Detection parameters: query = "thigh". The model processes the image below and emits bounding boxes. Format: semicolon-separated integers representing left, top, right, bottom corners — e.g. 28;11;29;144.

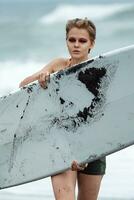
51;170;77;200
77;173;103;200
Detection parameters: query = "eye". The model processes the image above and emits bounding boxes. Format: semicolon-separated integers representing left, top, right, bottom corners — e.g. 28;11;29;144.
68;37;76;43
79;38;88;43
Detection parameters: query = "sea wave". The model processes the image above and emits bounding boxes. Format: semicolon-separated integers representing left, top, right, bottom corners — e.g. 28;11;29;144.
106;4;134;21
39;3;133;24
0;60;44;97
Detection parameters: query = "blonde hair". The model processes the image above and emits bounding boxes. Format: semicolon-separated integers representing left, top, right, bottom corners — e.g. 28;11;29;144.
66;18;96;44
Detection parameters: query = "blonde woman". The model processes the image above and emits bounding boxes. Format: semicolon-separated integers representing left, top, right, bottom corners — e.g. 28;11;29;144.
19;18;106;200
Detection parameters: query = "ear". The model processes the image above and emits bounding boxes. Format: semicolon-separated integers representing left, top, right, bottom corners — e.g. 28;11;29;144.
66;37;70;48
90;40;95;49
88;41;95;54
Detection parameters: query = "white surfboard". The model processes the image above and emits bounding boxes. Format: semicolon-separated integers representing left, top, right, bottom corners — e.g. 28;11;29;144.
0;45;134;189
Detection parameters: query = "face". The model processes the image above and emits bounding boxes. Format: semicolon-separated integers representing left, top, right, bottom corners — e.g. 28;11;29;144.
66;27;94;60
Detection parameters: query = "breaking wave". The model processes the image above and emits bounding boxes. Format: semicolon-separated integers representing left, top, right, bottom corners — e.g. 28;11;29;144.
39;3;133;24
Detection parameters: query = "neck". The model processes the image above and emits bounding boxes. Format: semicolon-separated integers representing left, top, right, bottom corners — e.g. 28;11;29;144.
70;55;90;66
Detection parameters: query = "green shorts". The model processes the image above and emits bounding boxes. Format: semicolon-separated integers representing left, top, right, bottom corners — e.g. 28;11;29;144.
79;157;106;175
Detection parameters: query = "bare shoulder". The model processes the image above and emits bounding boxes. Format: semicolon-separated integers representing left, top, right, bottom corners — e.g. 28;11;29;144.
51;58;69;72
52;58;67;64
41;58;69;74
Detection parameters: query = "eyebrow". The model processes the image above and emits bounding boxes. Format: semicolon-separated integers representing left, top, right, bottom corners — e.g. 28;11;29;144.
68;36;88;40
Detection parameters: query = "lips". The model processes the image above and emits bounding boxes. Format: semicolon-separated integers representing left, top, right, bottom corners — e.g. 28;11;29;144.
73;50;80;53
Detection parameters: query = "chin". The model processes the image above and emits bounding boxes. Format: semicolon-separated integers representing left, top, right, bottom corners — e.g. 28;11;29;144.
72;54;82;59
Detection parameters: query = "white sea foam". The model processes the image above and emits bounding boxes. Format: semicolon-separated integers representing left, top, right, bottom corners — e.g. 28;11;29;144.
0;60;45;97
39;3;132;24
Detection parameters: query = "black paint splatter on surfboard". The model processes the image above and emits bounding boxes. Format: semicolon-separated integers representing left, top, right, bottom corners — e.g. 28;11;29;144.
20;96;30;119
51;67;107;131
77;67;106;121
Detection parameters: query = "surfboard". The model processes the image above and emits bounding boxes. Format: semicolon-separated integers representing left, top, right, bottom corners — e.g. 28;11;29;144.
0;45;134;189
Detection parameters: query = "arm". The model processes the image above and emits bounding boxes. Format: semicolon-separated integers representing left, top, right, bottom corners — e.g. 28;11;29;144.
19;58;63;88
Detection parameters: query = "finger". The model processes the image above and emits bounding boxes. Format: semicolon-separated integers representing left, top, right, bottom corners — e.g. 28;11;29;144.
72;165;84;171
38;72;44;80
38;80;48;89
38;74;46;83
39;72;50;85
71;160;83;171
45;71;50;77
80;163;88;168
71;161;88;171
45;74;50;83
76;164;85;171
78;163;88;171
40;74;46;82
71;161;77;171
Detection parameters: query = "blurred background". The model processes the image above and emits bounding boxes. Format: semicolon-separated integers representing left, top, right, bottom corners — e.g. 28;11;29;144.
0;0;134;199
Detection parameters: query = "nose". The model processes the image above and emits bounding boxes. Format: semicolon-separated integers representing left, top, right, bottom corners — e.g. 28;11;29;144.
74;40;79;48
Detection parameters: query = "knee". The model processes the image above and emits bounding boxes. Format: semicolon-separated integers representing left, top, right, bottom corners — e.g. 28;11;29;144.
55;185;75;200
58;185;74;195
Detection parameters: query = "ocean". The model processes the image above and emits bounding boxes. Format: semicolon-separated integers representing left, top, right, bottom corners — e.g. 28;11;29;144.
0;0;134;199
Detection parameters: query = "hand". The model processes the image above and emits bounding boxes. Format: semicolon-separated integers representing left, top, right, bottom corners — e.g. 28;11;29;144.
19;70;50;89
71;160;88;171
37;71;50;89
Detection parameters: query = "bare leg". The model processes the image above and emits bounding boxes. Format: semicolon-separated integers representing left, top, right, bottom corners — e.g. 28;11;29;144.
51;170;77;200
77;173;103;200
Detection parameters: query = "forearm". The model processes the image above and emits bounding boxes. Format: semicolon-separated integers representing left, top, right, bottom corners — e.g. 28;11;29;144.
19;67;52;88
19;70;41;87
19;58;59;88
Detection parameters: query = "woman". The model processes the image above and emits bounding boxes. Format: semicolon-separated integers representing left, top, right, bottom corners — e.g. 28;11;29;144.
19;18;106;200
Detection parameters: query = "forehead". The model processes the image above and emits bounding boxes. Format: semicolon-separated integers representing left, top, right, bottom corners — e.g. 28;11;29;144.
68;27;90;39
